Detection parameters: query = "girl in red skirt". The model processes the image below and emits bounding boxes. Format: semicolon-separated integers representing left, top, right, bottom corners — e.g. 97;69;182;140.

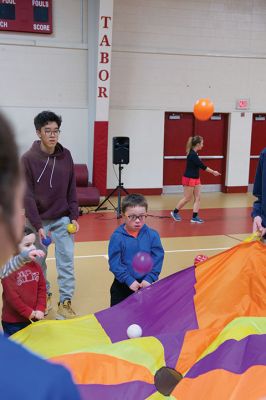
171;135;221;223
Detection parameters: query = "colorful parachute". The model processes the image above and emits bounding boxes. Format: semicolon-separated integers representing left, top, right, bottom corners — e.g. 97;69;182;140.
12;241;266;399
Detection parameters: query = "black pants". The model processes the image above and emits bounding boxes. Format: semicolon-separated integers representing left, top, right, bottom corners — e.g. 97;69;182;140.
110;279;135;306
2;321;31;337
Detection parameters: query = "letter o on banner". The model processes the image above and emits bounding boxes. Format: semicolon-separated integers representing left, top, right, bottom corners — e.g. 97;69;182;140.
99;70;109;81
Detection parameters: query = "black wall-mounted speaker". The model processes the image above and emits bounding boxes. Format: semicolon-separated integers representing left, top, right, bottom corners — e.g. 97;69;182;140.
112;136;130;165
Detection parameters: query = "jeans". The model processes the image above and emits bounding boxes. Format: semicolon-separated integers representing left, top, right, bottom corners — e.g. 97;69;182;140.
26;216;75;303
2;321;31;337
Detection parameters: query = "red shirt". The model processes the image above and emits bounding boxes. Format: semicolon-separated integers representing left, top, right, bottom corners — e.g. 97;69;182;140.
1;261;46;323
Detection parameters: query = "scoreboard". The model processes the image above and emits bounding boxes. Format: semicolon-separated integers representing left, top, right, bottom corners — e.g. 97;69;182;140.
0;0;52;34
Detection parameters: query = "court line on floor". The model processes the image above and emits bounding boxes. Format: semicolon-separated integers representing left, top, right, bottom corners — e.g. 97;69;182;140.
46;246;230;261
165;247;230;253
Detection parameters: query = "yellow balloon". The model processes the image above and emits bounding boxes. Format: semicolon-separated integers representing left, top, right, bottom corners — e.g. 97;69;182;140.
67;223;77;234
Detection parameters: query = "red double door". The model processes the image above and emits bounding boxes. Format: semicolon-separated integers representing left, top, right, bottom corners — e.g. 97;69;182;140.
163;112;228;192
249;114;266;185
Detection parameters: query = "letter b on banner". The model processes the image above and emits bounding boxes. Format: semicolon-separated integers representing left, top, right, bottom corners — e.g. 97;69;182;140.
112;137;130;165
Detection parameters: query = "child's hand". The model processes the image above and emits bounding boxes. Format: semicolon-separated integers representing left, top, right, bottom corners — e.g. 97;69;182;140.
253;216;266;236
38;228;46;241
29;310;36;320
129;280;141;292
140;280;151;288
28;249;45;260
34;310;45;320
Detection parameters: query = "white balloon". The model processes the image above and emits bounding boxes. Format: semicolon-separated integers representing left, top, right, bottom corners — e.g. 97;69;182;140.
127;324;142;338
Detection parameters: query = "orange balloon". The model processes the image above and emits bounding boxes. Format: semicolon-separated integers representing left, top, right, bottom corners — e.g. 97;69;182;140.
193;98;214;121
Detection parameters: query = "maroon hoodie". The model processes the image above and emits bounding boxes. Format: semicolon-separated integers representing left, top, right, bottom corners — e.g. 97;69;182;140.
21;140;79;231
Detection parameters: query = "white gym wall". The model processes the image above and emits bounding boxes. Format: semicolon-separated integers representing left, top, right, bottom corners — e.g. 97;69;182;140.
0;0;89;164
109;0;266;190
1;0;266;190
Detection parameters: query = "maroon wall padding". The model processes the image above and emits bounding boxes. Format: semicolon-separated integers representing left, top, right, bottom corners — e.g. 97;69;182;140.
74;164;100;206
223;186;248;193
93;121;108;195
75;164;89;187
76;187;100;206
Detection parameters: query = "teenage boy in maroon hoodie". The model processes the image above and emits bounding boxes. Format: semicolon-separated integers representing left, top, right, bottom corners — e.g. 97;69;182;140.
21;111;79;320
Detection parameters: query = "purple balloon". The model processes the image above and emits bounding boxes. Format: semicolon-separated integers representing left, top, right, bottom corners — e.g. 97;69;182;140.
42;237;52;247
132;251;153;274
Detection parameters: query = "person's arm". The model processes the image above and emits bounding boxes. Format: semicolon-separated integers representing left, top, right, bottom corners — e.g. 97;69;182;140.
143;231;164;284
21;156;43;231
252;199;262;219
0;248;44;279
205;167;221;176
0;252;29;279
1;274;34;319
108;233;136;287
251;152;266;235
252;215;266;236
47;365;81;400
252;152;263;219
67;153;79;222
191;152;220;176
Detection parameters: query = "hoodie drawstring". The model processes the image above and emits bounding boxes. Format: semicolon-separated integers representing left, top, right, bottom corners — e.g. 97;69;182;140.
49;157;56;188
37;156;56;188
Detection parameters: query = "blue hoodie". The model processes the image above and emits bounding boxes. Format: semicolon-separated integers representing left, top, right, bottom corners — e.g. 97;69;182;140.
0;334;80;399
252;148;266;227
108;224;164;287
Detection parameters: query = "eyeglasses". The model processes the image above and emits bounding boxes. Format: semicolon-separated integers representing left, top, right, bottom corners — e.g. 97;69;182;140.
43;129;61;137
125;214;147;221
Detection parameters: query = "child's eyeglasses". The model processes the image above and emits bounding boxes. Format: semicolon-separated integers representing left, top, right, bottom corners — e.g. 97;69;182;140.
126;214;147;221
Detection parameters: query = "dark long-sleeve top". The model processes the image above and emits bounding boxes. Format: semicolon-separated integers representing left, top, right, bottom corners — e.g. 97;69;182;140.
184;149;207;179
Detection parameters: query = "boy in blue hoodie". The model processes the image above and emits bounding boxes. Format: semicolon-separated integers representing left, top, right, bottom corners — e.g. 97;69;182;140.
108;193;164;306
21;111;79;320
252;147;266;238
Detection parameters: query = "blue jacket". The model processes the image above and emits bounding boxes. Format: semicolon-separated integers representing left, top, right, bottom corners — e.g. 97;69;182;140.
0;334;80;399
252;148;266;227
108;224;164;287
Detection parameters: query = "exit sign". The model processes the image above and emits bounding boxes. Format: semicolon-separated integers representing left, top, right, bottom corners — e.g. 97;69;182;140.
236;98;250;110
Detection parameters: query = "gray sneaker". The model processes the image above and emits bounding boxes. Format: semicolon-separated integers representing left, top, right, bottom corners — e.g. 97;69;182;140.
170;211;181;221
191;216;204;223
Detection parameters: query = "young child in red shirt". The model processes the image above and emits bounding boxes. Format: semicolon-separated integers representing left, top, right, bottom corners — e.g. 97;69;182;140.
1;228;46;337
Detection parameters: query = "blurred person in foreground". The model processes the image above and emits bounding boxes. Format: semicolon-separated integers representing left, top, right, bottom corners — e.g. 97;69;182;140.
0;112;80;400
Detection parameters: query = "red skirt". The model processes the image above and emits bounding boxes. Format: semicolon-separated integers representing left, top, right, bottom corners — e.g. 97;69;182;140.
182;176;201;187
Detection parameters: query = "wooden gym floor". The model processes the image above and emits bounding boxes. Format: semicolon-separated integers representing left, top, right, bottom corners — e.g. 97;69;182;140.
0;192;256;319
46;192;255;317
